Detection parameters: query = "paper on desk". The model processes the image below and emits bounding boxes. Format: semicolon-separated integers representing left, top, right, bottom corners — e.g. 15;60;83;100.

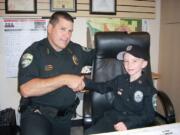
91;123;180;135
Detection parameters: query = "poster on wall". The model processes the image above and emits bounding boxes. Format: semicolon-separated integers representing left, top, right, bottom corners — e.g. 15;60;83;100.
0;19;48;77
86;18;142;48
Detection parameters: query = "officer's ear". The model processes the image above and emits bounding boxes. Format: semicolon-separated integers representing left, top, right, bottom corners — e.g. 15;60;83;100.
47;24;52;34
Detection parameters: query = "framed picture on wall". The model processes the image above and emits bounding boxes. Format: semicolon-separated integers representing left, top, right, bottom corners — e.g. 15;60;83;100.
50;0;77;12
90;0;116;15
5;0;37;14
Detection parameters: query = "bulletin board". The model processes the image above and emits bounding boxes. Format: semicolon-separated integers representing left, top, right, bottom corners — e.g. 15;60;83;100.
0;19;48;77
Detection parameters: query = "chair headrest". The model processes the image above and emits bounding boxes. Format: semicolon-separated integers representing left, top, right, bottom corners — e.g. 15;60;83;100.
94;32;150;59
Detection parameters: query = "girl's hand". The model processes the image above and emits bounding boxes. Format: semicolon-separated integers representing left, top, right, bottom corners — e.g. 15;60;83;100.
114;122;127;131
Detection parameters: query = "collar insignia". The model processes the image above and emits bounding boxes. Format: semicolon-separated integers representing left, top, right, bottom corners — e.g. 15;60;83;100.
72;55;79;66
47;48;50;55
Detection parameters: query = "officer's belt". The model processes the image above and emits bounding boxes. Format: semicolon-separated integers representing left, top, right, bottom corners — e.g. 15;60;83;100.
29;98;80;118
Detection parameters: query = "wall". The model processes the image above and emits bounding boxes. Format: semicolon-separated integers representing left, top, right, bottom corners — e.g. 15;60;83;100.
0;0;156;19
158;0;180;122
0;0;160;124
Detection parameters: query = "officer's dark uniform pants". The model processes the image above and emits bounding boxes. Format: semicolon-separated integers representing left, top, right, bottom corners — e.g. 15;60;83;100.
20;110;71;135
85;116;115;135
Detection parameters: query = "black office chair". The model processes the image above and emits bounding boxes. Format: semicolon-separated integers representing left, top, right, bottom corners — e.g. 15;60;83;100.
83;31;176;130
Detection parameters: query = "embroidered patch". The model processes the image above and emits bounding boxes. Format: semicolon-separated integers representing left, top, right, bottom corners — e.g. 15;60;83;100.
126;45;133;51
152;94;157;111
21;53;33;68
134;90;143;103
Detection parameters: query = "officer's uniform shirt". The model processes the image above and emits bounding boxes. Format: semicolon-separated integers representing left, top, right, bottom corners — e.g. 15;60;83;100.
18;38;94;110
85;74;157;129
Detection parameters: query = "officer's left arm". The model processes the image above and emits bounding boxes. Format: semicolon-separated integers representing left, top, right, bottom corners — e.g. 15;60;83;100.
123;87;157;129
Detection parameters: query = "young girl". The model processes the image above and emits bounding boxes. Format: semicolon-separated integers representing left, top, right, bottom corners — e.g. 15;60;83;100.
84;44;157;134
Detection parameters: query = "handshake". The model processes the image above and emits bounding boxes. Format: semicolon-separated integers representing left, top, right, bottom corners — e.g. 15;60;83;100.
64;74;86;92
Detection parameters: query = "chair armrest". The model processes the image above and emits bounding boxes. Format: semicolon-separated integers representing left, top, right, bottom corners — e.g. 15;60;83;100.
83;91;93;129
156;90;176;123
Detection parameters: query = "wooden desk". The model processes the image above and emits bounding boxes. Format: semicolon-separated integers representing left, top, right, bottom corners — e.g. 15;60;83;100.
91;123;180;135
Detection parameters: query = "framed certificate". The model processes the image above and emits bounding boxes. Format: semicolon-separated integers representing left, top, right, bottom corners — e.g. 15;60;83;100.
5;0;37;14
50;0;77;12
90;0;116;15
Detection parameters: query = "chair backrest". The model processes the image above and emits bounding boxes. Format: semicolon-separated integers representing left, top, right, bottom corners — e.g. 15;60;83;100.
91;31;153;121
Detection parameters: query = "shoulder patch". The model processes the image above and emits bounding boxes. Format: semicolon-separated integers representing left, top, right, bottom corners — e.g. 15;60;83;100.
82;46;92;52
21;53;33;68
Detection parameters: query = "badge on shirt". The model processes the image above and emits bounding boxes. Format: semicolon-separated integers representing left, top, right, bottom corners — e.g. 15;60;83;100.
134;90;143;103
21;53;33;68
72;55;79;65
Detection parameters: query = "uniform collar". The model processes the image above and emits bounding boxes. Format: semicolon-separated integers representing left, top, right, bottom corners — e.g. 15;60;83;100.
127;73;147;85
44;38;72;56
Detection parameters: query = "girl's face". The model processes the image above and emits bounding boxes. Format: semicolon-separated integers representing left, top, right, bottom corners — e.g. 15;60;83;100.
123;53;147;81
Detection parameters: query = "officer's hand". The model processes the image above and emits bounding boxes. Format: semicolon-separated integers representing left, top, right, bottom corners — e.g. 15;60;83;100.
114;122;127;131
65;75;85;92
76;76;85;92
72;76;85;92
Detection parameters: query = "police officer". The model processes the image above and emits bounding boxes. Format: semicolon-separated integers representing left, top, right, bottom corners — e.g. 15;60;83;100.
18;11;94;135
83;45;157;134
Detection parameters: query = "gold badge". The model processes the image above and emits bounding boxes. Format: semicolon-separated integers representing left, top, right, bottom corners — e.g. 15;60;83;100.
72;55;79;65
44;65;54;71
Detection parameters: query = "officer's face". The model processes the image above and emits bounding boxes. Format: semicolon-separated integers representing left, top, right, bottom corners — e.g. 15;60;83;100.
47;17;73;52
123;53;147;79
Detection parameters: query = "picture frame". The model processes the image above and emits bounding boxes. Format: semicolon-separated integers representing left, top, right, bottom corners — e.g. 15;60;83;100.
5;0;37;14
50;0;77;12
90;0;116;15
